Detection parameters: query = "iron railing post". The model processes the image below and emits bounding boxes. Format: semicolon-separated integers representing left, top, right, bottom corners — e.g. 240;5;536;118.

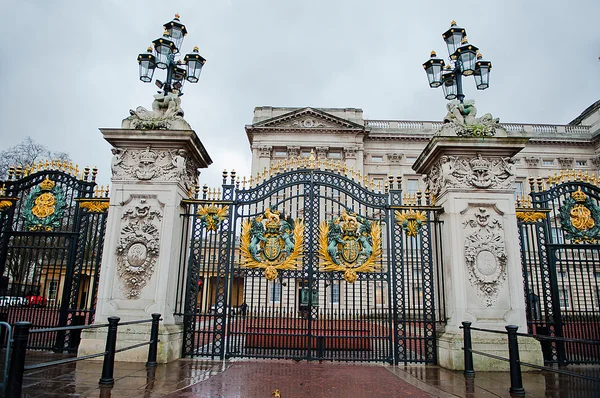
6;321;31;398
99;316;120;386
146;313;161;367
506;325;525;396
462;321;475;378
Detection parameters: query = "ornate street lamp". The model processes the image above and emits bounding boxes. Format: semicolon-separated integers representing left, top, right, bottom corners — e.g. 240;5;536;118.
137;14;206;95
424;21;492;102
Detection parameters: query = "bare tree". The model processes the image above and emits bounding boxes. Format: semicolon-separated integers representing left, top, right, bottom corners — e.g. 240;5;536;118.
0;137;71;179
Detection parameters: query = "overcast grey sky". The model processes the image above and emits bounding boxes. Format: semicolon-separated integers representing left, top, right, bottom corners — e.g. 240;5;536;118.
1;0;598;187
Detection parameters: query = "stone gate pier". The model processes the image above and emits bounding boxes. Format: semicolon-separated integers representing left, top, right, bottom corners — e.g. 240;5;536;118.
413;104;544;371
78;95;212;362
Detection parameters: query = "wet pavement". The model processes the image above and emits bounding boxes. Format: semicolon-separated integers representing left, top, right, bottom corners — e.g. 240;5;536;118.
16;357;600;397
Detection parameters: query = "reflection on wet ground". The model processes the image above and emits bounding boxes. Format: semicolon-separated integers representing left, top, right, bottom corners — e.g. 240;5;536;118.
16;354;600;397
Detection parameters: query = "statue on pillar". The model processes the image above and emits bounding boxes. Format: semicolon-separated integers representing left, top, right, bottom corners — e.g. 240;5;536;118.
439;99;503;137
122;91;192;130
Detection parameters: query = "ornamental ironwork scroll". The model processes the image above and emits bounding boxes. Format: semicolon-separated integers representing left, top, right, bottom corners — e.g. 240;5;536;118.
22;177;67;231
318;210;382;283
240;207;304;281
559;188;600;243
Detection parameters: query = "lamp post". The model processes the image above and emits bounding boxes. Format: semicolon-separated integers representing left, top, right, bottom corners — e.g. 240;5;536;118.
422;21;492;103
137;14;206;95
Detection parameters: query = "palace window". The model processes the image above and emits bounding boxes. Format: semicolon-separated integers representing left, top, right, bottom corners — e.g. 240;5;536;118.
406;157;417;164
329;281;340;304
515;181;524;199
558;288;570;309
328;152;342;159
407;179;419;194
375;282;387;305
543;159;554;166
48;281;58;300
371;155;384;163
274;151;288;158
575;160;587;167
269;281;282;303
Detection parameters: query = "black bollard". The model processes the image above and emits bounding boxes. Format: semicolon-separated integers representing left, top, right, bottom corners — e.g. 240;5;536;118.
6;322;31;398
99;316;120;386
462;321;475;378
146;313;161;367
506;325;525;396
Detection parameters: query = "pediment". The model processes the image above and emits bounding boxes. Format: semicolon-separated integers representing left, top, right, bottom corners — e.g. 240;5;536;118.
252;108;364;130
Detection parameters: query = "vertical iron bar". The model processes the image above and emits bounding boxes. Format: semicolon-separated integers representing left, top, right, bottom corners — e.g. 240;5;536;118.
6;321;31;398
462;321;475;378
506;325;525;396
146;313;161;367
99;316;120;386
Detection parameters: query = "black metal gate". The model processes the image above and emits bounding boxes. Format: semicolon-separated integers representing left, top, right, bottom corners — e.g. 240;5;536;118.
176;160;445;364
0;164;108;351
518;173;600;364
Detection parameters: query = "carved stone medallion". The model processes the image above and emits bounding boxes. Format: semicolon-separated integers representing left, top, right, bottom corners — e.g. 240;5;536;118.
116;198;163;299
463;208;507;306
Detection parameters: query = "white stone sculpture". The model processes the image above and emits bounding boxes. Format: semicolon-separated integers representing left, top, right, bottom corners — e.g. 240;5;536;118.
426;154;516;197
438;99;504;137
110;146;197;191
122;91;192;130
116;198;163;299
463;208;507;307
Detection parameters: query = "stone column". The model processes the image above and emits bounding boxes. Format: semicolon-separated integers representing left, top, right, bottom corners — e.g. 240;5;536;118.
413;117;543;371
79;100;212;363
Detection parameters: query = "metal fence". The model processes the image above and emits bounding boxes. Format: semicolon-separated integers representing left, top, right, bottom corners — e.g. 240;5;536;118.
175;161;446;364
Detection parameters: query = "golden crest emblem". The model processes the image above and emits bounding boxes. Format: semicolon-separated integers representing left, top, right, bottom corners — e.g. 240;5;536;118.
318;210;382;283
240;207;304;280
23;177;66;231
558;188;600;244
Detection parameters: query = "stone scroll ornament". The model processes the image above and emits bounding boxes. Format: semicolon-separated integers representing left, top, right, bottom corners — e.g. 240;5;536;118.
116;199;163;299
463;208;507;307
558;188;600;244
426;154;516;197
240;207;304;281
318;210;382;283
23;177;66;231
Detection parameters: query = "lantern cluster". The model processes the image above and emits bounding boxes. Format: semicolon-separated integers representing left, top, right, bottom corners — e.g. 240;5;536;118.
422;21;492;101
137;14;206;93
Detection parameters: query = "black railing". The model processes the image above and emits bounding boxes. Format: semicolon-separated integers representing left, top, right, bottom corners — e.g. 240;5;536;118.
5;313;161;398
461;321;600;396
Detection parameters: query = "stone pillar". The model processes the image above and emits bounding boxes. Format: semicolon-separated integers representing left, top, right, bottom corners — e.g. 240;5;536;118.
79;99;212;363
413;117;543;371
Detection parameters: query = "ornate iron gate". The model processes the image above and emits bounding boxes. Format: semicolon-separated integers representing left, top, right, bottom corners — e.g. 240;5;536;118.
518;173;600;364
0;163;108;351
176;160;445;364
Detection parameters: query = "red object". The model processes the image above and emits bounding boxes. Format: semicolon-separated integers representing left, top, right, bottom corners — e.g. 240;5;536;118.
26;295;46;307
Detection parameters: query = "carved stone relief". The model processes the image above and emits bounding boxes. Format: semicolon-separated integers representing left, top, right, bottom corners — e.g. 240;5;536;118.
525;157;541;168
558;157;574;169
344;148;358;159
258;146;272;158
289;117;333;128
316;146;329;160
387;153;403;164
463;207;507;306
425;154;516;197
111;147;198;191
116;198;163;299
592;156;600;169
287;146;300;157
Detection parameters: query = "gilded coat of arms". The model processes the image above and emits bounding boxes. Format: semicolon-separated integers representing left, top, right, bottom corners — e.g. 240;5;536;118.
23;177;66;231
558;188;600;243
240;207;304;280
197;203;229;232
318;210;382;283
395;210;427;237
